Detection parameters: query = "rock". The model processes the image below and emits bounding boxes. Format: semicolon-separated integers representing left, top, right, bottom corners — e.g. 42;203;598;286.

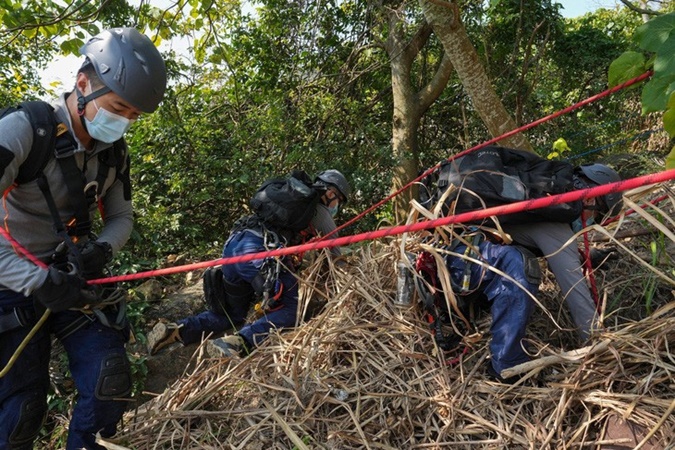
134;279;164;302
599;415;665;450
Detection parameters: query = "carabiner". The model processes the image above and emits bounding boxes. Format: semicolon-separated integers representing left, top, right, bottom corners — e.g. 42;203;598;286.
263;228;280;250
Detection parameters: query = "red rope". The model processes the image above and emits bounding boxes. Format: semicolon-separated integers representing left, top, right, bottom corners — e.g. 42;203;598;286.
89;168;675;284
580;210;600;308
320;71;653;241
0;226;48;269
0;70;657;285
602;193;670;226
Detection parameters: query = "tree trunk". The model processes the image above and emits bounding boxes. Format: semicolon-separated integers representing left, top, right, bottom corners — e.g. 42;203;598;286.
419;0;533;152
386;9;454;223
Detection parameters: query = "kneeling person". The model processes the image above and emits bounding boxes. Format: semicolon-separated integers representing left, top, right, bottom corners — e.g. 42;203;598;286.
426;236;540;382
148;169;351;357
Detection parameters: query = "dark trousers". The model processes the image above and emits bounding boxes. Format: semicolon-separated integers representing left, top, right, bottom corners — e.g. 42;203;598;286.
179;230;299;348
447;241;538;374
0;292;130;450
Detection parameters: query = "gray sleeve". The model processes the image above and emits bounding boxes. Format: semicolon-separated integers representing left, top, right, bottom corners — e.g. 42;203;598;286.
310;204;341;257
0;111;33;193
97;177;133;254
0;245;49;295
0;111;48;294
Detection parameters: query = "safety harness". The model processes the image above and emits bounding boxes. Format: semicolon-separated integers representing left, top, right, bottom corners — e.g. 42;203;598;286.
412;229;489;363
0;101;130;336
227;215;291;314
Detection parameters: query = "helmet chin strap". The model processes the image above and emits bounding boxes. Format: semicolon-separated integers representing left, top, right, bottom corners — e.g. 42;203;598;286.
75;85;112;132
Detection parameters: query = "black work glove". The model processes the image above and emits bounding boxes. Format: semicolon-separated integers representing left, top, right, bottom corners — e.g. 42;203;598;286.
68;240;112;280
589;247;619;269
33;267;101;313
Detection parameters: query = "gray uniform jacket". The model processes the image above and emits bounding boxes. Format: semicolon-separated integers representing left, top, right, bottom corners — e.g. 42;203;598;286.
504;221;597;341
310;203;341;257
0;94;133;296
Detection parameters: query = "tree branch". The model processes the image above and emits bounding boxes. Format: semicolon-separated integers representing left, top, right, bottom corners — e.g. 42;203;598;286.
416;53;454;114
617;0;660;16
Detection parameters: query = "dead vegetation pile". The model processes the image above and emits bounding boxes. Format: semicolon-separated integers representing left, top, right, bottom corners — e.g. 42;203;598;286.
112;185;674;450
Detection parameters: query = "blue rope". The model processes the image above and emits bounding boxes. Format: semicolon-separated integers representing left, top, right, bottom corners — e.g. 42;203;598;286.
565;128;660;161
562;111;642;140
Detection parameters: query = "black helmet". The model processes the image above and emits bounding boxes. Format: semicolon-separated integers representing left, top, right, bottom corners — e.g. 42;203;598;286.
577;163;623;215
315;169;351;203
79;27;167;113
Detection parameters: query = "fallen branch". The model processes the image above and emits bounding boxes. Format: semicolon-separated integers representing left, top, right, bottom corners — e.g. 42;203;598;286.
501;339;611;379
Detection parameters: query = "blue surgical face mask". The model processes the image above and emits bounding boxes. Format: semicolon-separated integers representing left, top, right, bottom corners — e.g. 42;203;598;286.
328;204;339;217
85;98;134;143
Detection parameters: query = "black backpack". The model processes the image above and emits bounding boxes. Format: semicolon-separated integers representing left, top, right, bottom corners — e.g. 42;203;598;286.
0;100;130;238
250;169;321;233
428;145;582;224
203;266;228;315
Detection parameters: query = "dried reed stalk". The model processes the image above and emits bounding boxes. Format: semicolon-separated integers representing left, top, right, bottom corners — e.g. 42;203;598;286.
110;186;674;450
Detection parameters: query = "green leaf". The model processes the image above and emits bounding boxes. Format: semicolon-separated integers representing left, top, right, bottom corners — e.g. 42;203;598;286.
60;38;83;55
608;51;646;87
24;27;37;39
668;91;675;109
663;107;675;137
635;12;675;53
666;145;675;170
641;74;675;113
654;34;675;77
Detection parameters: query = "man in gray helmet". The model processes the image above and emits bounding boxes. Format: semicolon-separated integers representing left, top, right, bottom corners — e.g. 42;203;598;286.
503;163;623;343
147;169;352;358
0;28;166;449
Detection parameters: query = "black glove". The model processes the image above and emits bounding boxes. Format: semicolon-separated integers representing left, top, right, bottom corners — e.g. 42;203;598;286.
68;240;112;280
589;247;619;269
33;267;101;313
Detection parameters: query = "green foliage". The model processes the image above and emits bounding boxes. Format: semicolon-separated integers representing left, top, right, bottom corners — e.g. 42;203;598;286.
635;12;675;52
609;11;675;169
608;51;647;87
0;0;669;271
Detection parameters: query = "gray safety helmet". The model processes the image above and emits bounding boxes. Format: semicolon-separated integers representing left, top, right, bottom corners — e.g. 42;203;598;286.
79;27;167;113
577;163;623;216
315;169;352;203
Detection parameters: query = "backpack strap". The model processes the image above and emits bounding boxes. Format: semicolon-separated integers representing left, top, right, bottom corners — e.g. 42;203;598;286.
13;101;58;184
96;139;131;201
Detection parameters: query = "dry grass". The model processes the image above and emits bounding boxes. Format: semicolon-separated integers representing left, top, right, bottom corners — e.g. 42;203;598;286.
108;185;675;450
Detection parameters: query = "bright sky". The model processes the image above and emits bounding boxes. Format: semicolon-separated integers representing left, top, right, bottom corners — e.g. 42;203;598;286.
39;0;622;92
558;0;620;18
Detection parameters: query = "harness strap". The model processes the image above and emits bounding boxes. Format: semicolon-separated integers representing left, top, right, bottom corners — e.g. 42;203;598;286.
54;137;93;238
36;173;82;270
0;307;36;334
53;297;128;341
53;312;96;341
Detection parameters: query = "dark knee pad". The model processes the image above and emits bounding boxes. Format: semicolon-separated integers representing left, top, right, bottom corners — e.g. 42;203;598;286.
515;245;542;285
95;353;132;400
9;390;47;449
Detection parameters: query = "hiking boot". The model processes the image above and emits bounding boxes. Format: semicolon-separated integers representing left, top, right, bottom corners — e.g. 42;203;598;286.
206;335;247;359
486;363;521;385
147;322;183;355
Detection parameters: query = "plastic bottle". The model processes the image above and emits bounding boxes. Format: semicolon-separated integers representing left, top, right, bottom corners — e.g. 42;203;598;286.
394;260;414;307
